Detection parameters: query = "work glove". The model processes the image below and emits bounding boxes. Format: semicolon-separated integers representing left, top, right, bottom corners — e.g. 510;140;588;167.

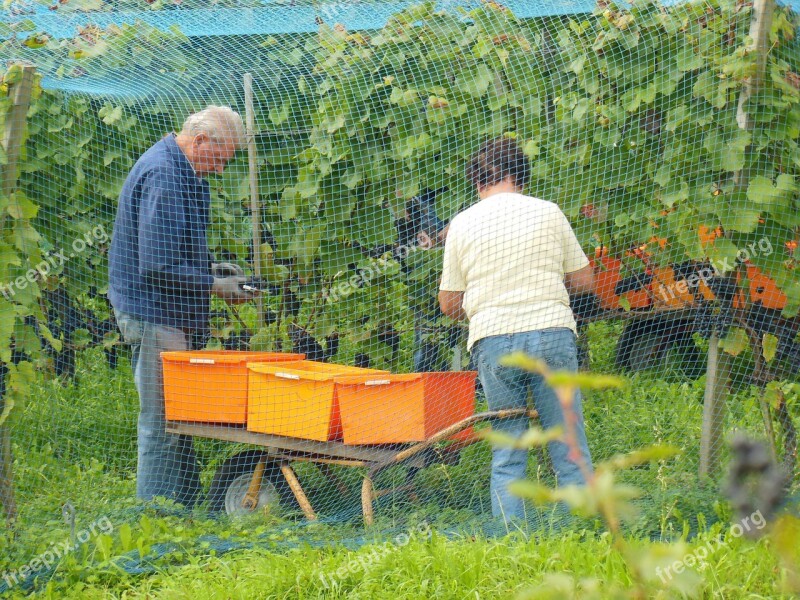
211;262;245;278
212;276;255;305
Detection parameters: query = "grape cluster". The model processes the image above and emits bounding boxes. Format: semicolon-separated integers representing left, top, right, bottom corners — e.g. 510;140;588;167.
693;298;716;339
716;311;733;338
723;435;786;537
288;324;341;362
36;288;120;380
693;298;734;339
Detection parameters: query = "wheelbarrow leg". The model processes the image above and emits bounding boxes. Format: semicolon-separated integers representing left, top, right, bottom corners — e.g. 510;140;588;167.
361;476;375;527
241;457;266;511
279;463;317;521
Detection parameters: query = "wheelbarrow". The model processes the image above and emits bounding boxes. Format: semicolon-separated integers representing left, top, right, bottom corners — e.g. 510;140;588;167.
166;408;537;525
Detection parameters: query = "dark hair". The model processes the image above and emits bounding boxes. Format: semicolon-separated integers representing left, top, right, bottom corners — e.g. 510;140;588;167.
465;137;530;191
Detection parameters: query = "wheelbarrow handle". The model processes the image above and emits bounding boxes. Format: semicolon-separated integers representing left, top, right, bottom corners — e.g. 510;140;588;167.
369;408;538;476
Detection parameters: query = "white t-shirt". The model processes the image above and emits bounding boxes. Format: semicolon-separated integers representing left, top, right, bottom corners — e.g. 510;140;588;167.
439;192;589;350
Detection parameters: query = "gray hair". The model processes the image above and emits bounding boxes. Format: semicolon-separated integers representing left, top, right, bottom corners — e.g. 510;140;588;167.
180;105;246;149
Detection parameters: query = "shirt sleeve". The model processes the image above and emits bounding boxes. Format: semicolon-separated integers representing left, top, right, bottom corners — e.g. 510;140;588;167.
439;220;466;291
559;209;590;274
137;168;214;293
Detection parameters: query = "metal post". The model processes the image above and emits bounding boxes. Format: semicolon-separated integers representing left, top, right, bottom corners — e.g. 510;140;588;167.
700;0;775;479
244;73;265;328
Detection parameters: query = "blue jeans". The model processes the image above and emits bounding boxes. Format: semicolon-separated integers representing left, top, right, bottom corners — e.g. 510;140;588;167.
115;311;201;507
471;328;593;522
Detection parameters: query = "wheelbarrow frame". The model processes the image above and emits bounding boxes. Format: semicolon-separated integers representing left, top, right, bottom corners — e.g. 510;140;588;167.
166;408;537;525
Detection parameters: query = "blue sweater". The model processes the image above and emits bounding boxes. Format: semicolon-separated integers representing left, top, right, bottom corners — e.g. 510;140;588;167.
108;134;214;330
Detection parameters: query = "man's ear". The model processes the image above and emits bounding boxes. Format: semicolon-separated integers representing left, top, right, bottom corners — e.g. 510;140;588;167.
193;132;209;147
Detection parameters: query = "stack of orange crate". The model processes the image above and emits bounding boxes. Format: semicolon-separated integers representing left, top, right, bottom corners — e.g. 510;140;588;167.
162;350;478;445
246;362;477;444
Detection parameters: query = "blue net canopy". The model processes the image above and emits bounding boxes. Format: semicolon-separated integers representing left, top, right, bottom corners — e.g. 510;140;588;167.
0;0;600;98
3;0;597;38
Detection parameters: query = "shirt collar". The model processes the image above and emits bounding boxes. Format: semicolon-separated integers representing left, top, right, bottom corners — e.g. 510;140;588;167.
164;133;203;182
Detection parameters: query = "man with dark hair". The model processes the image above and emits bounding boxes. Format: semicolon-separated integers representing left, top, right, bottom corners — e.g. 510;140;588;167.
397;188;453;372
439;137;595;522
109;106;256;507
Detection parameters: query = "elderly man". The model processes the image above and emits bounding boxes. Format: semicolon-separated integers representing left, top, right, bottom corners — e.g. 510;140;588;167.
109;106;255;507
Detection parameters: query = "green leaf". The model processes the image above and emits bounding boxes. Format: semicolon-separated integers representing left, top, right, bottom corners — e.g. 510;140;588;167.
320;241;365;276
71;328;92;349
763;333;779;363
38;322;62;352
720;327;749;356
718;193;760;233
707;238;739;274
269;100;291;126
500;352;627;389
249;328;276;352
347;204;395;248
0;298;15;363
454;63;493;98
118;523;133;552
660;179;688;208
98;104;123;126
480;426;563;449
693;71;726;109
607;445;680;470
675;45;705;71
746;174;798;211
703;129;750;172
747;176;778;204
102;331;120;349
7;191;38;220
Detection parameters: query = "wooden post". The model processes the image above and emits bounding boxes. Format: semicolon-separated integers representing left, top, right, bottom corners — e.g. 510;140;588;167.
699;0;775;479
244;73;265;328
0;62;35;526
736;0;775;132
699;335;730;478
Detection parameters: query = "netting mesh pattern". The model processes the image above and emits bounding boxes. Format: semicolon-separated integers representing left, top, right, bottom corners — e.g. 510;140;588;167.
1;0;800;591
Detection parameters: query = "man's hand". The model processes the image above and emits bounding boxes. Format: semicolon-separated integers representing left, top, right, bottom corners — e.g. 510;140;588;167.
211;262;245;278
212;276;256;305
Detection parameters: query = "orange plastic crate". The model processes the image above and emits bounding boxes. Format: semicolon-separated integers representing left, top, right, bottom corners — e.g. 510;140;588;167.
162;351;305;424
246;361;389;441
336;371;477;444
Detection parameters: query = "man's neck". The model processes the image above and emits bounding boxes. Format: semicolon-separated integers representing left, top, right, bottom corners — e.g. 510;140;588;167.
478;180;520;199
174;133;198;175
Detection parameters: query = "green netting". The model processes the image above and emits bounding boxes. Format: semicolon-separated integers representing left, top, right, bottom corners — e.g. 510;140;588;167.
1;0;799;595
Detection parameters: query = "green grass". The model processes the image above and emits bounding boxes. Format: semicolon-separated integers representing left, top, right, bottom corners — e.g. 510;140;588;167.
10;527;789;599
1;326;797;598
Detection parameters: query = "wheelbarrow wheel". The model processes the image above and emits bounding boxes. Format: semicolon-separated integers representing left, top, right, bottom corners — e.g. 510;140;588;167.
207;450;298;515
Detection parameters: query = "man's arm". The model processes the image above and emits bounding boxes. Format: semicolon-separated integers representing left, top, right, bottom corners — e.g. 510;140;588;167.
438;217;466;320
438;290;466;321
565;264;595;296
138;168;214;293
